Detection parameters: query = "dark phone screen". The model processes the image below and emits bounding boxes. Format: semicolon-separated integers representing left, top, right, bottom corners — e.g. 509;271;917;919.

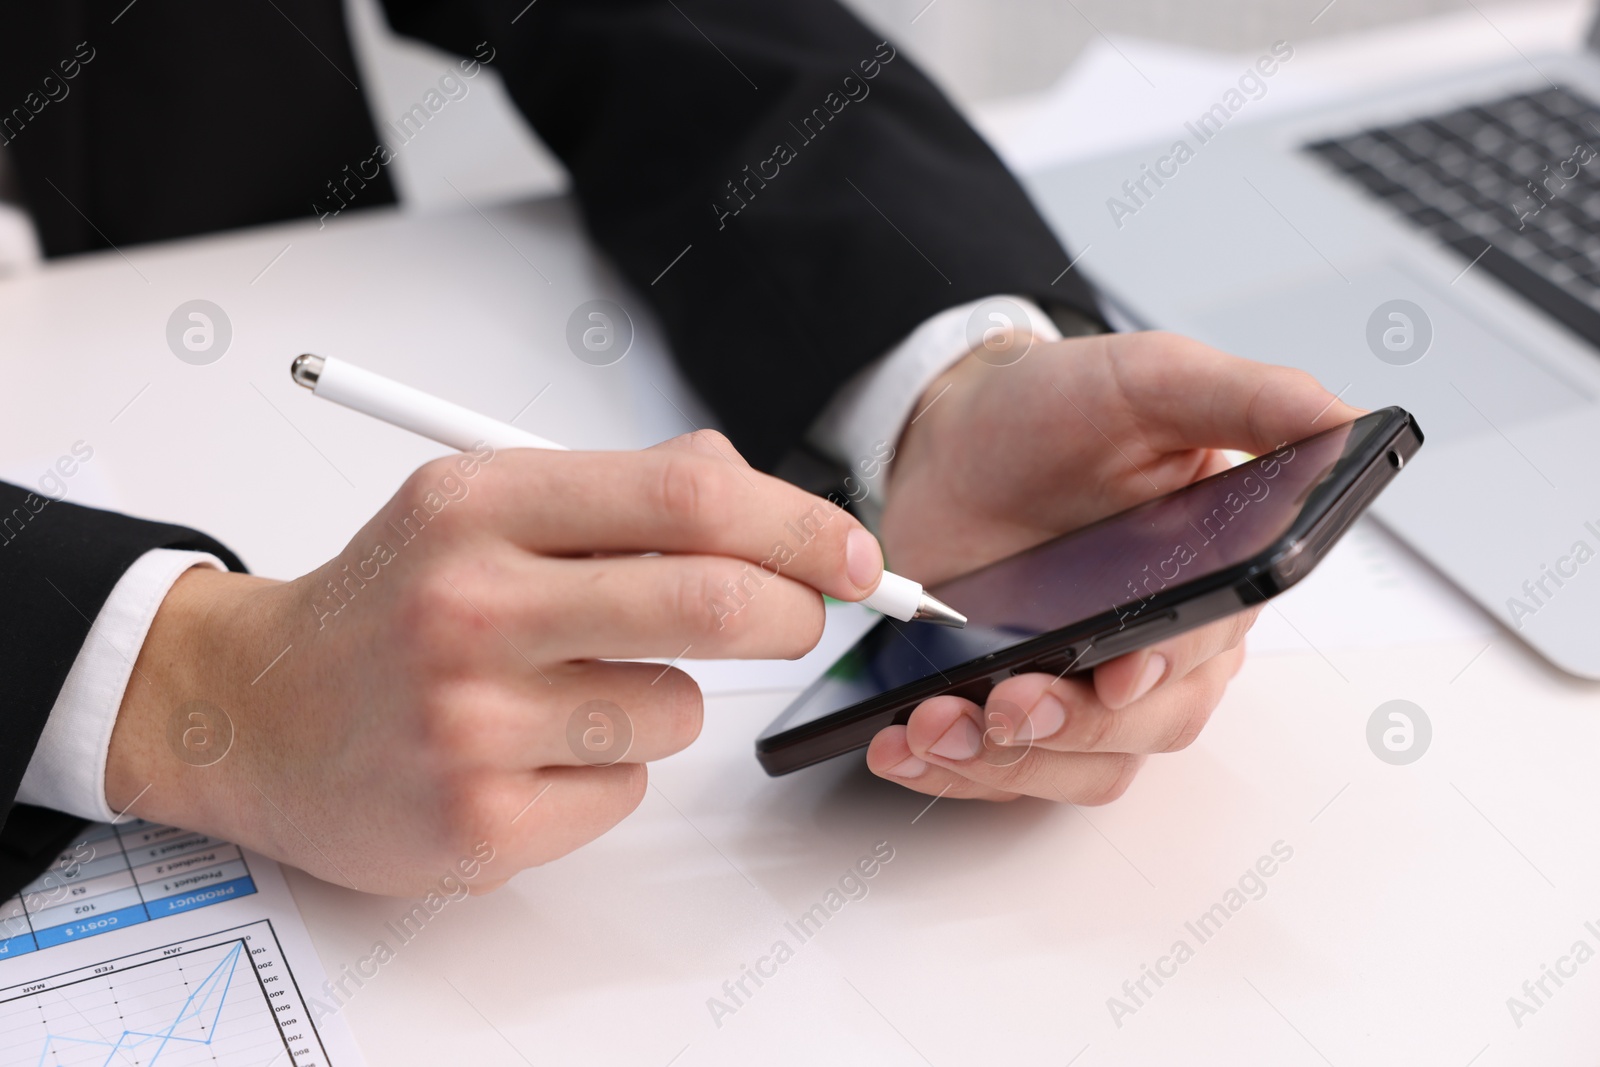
764;419;1362;737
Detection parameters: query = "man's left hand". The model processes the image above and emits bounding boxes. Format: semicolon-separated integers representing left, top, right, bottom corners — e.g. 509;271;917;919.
866;330;1360;803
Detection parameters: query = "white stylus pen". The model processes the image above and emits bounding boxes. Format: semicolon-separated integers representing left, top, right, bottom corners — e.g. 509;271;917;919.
290;354;966;628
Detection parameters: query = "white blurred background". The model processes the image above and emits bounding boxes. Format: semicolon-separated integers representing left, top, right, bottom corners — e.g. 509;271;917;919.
842;0;1480;99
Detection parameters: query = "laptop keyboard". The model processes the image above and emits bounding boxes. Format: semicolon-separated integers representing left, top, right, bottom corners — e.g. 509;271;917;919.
1308;86;1600;347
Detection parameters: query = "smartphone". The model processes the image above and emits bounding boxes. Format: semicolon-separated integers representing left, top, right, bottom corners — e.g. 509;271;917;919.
756;406;1423;776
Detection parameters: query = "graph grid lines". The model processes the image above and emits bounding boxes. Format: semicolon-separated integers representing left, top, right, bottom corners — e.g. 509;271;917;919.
0;920;330;1067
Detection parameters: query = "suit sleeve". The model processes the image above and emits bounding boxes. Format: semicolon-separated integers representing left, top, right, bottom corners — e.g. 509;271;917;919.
377;0;1100;469
0;481;245;895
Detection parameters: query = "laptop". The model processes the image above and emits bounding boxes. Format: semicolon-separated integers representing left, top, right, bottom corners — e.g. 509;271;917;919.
1024;16;1600;679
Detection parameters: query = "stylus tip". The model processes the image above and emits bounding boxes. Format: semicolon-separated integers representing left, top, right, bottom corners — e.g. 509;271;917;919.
910;591;967;628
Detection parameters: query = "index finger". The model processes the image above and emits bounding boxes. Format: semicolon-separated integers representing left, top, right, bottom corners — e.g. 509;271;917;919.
1114;332;1365;455
474;431;884;604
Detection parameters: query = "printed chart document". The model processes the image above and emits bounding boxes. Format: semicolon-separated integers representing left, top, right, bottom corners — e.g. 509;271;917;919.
0;818;365;1066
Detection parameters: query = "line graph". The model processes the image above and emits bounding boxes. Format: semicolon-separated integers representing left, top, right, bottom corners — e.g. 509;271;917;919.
0;920;331;1066
35;941;256;1064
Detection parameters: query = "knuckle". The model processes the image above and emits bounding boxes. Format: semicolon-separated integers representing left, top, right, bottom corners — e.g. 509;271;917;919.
1159;664;1233;752
406;455;456;496
1083;754;1143;806
460;449;512;502
677;561;743;642
395;458;474;532
413;680;513;769
398;567;490;656
1158;699;1212;753
1134;329;1197;360
1288;366;1323;392
989;752;1046;795
413;684;467;756
1073;698;1120;752
686;428;738;457
392;467;432;520
654;454;729;533
686;562;822;656
655;456;701;527
438;778;504;849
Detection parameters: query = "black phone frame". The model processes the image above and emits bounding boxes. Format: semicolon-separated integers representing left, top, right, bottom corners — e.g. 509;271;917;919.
755;407;1424;776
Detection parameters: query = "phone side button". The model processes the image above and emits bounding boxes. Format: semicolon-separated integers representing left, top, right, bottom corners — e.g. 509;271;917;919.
1015;647;1084;677
1090;612;1178;661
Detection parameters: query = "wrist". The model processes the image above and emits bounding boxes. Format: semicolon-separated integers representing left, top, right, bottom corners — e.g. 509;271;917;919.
886;346;989;498
888;324;1059;492
105;567;281;825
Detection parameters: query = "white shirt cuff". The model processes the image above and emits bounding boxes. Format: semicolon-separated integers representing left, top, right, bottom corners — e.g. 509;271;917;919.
806;296;1061;527
18;549;226;821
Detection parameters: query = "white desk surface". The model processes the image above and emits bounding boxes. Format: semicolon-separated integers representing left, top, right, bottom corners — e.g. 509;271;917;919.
6;7;1600;1064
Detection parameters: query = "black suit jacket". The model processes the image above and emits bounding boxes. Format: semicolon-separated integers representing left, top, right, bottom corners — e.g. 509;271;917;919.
0;0;1097;895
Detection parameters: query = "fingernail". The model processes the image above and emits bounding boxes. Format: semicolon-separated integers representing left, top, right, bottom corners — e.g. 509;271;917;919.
886;755;927;779
846;528;884;591
1015;693;1066;743
1129;653;1167;704
929;716;981;761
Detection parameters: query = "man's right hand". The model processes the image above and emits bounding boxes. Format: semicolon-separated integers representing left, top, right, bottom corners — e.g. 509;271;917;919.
104;431;886;895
